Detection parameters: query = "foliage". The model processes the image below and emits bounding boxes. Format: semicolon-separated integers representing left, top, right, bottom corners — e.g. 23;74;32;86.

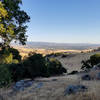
0;1;7;20
8;47;21;62
0;0;30;48
0;48;13;64
23;53;47;79
81;53;100;71
0;64;12;87
9;53;67;81
0;47;21;64
90;53;100;66
46;58;67;76
0;0;31;86
0;0;29;64
0;53;67;86
81;60;92;71
8;63;25;82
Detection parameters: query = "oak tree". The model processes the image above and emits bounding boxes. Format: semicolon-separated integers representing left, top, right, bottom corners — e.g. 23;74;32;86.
0;0;30;48
0;0;30;64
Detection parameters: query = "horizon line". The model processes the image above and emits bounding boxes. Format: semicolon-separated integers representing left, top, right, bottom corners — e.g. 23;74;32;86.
27;41;100;45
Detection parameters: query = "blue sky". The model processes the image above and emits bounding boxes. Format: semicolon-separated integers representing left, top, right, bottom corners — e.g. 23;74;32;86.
21;0;100;43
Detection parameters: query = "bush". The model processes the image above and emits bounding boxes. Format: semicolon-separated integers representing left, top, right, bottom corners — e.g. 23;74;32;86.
22;53;66;79
46;58;67;76
0;53;67;86
81;53;100;71
0;47;21;64
0;48;13;64
90;54;100;66
8;48;21;62
81;60;92;71
8;63;25;82
23;53;47;79
0;64;12;87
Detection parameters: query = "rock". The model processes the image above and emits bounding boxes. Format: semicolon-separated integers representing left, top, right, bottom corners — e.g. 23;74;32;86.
81;74;91;80
64;85;87;95
35;82;43;89
24;81;33;88
13;80;33;91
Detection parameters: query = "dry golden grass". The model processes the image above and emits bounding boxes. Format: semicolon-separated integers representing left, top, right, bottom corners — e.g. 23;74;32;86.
14;46;94;59
1;77;100;100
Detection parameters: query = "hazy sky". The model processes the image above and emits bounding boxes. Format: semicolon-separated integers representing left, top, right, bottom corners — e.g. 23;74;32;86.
21;0;100;43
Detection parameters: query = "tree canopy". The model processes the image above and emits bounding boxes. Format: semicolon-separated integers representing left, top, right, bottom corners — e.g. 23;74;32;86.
0;0;30;48
0;0;30;64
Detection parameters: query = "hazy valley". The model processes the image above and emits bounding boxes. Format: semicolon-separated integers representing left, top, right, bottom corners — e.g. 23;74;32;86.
12;42;100;57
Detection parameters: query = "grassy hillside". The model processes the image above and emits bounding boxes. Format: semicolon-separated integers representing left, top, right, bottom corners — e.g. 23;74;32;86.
0;50;100;100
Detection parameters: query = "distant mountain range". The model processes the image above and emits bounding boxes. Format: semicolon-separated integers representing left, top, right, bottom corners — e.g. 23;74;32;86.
12;42;100;50
19;42;100;50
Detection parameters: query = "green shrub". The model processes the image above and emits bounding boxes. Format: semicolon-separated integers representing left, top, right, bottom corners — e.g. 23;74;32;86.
9;63;25;82
90;53;100;66
46;58;67;76
0;47;21;64
22;53;66;79
2;53;13;64
0;53;67;85
23;53;47;79
8;48;21;62
81;53;100;71
0;64;12;87
7;53;47;81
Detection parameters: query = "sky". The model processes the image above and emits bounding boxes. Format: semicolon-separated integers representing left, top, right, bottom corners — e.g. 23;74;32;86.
21;0;100;43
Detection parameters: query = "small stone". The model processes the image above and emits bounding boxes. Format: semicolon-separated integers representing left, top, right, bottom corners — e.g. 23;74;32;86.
13;80;33;91
35;82;43;89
